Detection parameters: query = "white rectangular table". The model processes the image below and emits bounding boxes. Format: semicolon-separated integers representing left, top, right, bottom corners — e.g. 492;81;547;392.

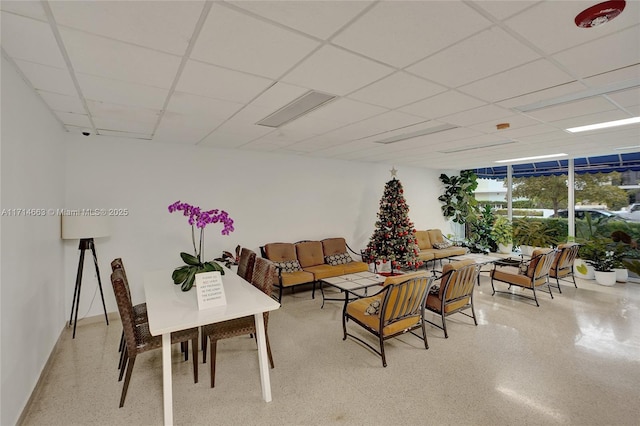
144;268;281;426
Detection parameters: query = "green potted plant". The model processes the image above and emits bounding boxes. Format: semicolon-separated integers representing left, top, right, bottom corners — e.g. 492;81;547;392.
512;218;557;256
584;237;616;286
491;215;513;254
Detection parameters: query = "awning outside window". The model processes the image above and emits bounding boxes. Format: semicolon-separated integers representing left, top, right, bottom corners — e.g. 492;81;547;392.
473;152;640;179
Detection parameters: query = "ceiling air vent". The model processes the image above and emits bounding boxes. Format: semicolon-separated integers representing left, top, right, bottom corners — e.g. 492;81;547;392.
256;90;336;128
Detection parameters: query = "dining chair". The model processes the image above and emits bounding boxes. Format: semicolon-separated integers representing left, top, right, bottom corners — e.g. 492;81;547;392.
201;257;278;387
110;259;148;368
110;268;199;407
424;260;479;338
237;248;257;282
342;274;434;367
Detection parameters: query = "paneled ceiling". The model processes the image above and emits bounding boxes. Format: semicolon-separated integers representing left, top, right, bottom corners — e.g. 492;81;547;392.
1;0;639;170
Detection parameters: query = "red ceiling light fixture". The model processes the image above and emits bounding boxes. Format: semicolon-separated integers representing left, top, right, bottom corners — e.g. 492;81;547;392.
575;0;626;28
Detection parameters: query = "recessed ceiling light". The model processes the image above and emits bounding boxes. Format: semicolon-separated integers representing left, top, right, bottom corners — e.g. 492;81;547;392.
615;145;640;150
495;153;568;164
566;116;640;133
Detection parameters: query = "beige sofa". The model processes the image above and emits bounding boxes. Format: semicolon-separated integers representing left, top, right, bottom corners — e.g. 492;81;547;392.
261;237;368;303
415;229;467;266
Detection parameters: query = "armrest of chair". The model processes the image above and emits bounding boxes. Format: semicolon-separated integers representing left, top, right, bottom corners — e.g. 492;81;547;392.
346;242;365;260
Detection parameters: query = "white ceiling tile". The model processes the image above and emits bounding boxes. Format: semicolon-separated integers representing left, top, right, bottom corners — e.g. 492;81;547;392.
467;114;545;135
77;73;169;110
86;100;160;125
458;59;574;103
59;28;181;88
505;1;640;55
250;82;310;110
37;90;85;114
399;90;486;119
496;81;588;109
552;25;640;79
50;1;205;55
440;104;514;127
1;11;67;68
229;0;373;40
551;109;631;130
472;1;539;21
153;122;214;145
166;92;243;122
583;65;640;88
323;111;428;142
191;3;320;79
281;45;394;96
93;117;155;135
293;98;387;128
96;129;152;140
199;125;272;149
524;97;620;123
348;72;446;109
407;27;540;88
161;111;223;132
54;111;92;128
0;1;47;21
176;60;274;103
13;59;77;95
333;1;491;68
607;87;640;108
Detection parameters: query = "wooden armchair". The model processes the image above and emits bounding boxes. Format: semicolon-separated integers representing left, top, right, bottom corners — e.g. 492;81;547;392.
342;274;434;367
425;259;480;338
490;248;557;307
549;243;580;293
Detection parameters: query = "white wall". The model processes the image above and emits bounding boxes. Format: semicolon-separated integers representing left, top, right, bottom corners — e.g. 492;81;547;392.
64;136;451;317
1;56;66;425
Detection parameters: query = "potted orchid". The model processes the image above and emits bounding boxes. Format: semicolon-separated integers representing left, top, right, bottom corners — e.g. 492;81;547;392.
168;201;234;291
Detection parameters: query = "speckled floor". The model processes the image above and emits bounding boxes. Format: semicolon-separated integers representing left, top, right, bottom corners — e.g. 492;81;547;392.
21;274;640;426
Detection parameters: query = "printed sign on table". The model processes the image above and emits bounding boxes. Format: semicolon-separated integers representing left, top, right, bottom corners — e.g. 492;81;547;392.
195;271;227;310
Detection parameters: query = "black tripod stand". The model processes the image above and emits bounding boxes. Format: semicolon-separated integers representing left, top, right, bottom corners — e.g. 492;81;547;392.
69;238;109;338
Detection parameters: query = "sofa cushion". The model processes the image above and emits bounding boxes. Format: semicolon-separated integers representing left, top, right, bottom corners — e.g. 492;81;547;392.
415;230;432;250
280;270;315;287
321;238;348;256
273;259;302;273
325;252;352;266
303;264;342;280
433;241;452;249
263;242;297;262
296;241;325;268
342;261;369;274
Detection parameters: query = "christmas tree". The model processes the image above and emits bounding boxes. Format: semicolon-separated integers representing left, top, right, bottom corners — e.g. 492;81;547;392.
364;176;422;272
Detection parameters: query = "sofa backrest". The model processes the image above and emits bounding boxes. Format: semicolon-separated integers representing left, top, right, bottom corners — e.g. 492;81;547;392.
263;243;297;262
427;229;445;245
415;231;432;250
296;241;325;268
321;238;347;256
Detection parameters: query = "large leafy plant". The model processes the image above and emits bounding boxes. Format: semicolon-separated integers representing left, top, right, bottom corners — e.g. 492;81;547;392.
168;201;234;291
438;170;478;225
490;215;513;246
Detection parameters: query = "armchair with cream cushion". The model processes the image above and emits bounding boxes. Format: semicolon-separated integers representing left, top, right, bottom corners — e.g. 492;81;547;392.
425;259;479;338
342;273;434;367
490;248;557;307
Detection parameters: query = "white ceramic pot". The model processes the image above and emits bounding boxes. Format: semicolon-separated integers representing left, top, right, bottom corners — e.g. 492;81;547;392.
498;243;513;254
594;271;616;286
520;245;535;256
614;268;628;283
574;259;594;280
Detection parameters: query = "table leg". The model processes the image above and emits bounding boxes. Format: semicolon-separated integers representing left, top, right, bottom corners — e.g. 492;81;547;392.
161;333;173;426
254;313;272;402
